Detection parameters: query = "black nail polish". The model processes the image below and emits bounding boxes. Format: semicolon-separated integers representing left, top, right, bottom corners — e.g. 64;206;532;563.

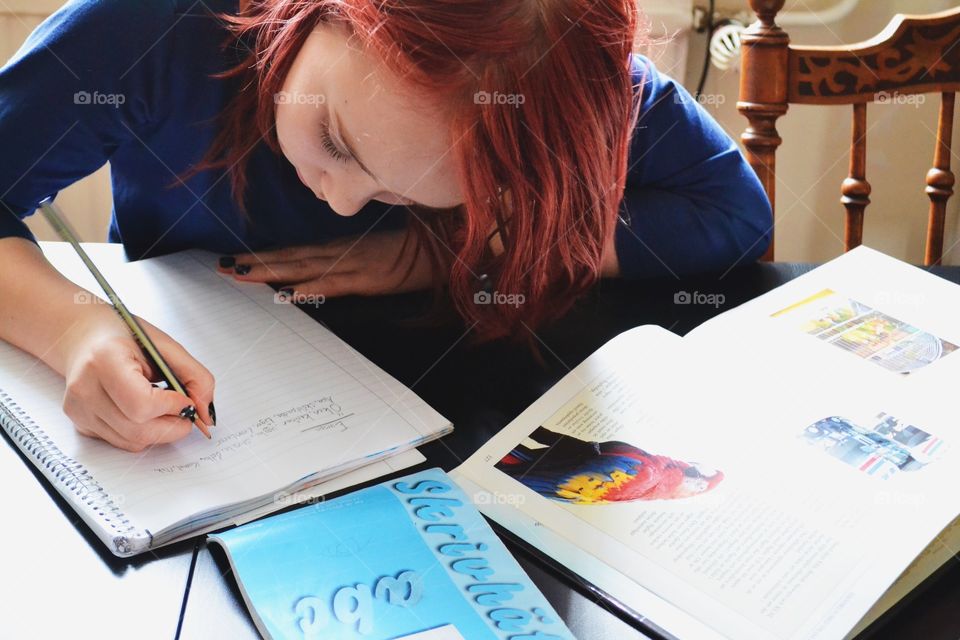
219;256;236;269
234;264;251;276
179;406;197;421
208;402;217;426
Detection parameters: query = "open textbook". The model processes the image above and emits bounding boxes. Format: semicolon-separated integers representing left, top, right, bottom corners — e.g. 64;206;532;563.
0;247;451;557
453;246;960;640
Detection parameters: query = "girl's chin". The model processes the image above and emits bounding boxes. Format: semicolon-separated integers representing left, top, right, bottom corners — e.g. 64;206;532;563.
379;195;412;206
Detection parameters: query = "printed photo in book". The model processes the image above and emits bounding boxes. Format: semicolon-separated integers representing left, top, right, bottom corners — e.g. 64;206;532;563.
800;413;947;481
495;425;724;504
770;288;957;375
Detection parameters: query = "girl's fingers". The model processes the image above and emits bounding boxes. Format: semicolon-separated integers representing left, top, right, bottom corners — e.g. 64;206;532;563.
95;340;196;424
227;256;345;284
282;273;364;299
145;330;216;426
84;415;144;453
220;242;354;272
95;400;194;451
217;240;352;279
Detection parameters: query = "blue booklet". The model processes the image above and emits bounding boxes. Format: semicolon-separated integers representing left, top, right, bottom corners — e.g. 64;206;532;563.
210;468;575;640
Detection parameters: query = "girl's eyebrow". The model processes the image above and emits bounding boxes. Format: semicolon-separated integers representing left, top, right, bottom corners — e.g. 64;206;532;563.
331;109;379;182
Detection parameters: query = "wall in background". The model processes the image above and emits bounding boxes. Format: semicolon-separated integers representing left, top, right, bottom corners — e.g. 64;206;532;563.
638;0;694;81
687;0;960;265
2;1;958;265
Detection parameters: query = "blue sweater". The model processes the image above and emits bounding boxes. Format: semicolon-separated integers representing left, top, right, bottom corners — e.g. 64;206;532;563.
0;0;772;279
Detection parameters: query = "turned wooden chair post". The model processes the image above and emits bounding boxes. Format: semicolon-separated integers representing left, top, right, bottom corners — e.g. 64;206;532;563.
737;0;789;262
737;4;960;265
926;93;955;265
841;103;870;251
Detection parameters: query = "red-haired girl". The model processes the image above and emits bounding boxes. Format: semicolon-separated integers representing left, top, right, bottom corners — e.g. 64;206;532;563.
0;0;771;451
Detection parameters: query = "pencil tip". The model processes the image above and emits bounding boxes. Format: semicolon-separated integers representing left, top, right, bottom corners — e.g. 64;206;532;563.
194;418;212;440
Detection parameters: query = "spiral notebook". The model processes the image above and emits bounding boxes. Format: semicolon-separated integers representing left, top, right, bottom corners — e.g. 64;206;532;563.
0;246;452;557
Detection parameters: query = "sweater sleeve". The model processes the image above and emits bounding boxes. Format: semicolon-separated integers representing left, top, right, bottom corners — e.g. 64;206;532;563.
613;54;772;279
0;0;177;244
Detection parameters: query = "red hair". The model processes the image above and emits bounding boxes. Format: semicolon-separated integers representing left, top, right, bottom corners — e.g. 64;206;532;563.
199;0;645;342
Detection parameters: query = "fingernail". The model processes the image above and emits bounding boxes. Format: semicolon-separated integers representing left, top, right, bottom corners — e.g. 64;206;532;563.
219;256;236;269
208;402;217;426
234;264;251;276
179;406;197;421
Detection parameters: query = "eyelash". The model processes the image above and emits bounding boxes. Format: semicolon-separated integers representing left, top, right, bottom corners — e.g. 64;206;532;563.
320;122;351;164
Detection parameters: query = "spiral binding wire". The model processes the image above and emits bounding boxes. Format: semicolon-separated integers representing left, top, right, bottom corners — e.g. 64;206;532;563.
0;387;143;544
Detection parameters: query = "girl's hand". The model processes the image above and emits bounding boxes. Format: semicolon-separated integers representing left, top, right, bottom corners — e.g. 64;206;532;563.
219;230;438;298
60;306;216;452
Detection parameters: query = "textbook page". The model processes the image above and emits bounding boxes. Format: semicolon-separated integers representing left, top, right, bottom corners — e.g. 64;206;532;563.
0;249;450;543
455;322;960;640
684;246;960;396
449;471;726;640
846;514;960;638
680;245;960;635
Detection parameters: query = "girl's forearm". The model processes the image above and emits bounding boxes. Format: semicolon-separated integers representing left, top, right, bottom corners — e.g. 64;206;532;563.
0;237;112;375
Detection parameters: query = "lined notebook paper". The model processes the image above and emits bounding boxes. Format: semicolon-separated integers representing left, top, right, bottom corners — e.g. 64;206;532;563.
0;247;451;556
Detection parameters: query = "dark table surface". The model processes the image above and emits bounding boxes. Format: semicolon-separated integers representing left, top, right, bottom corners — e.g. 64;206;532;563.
4;244;960;640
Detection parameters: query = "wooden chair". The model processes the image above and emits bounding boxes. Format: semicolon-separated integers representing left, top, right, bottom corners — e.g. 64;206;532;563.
737;1;960;264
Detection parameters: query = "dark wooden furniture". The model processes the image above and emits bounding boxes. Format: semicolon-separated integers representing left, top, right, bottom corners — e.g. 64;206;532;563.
5;243;960;639
738;2;960;264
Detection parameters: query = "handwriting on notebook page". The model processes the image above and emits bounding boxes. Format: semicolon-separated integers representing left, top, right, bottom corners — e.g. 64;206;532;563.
153;397;351;474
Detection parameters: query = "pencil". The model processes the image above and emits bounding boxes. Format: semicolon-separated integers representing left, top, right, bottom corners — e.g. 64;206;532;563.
38;197;211;439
